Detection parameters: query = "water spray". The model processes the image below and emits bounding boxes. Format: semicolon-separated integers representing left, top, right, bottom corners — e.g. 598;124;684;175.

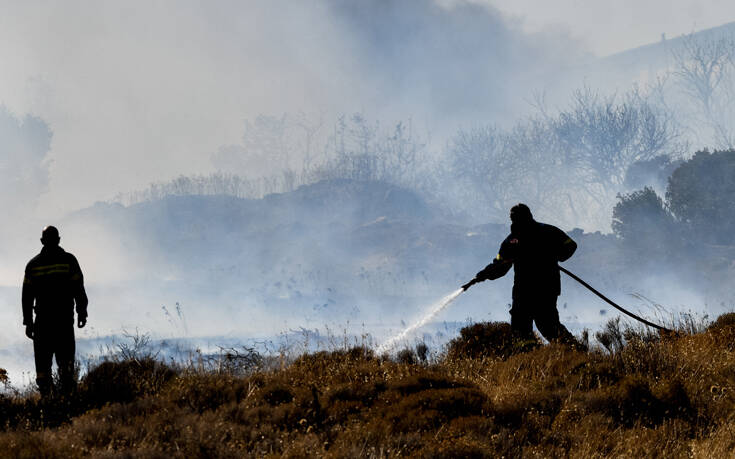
376;277;491;353
376;288;465;354
376;265;673;354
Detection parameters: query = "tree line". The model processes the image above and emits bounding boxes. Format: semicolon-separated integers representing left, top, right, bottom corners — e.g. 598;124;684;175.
115;30;734;233
613;149;735;257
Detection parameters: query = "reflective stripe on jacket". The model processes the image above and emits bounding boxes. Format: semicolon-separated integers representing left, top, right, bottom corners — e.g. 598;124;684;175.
22;246;88;326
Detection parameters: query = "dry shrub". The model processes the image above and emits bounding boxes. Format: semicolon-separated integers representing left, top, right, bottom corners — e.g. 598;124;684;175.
387;373;473;395
492;386;564;431
690;419;735;457
379;387;489;433
290;346;375;370
572;359;620;390
417;434;494;458
4;315;735;456
595;317;626;353
165;373;254;413
446;321;540;361
80;357;176;407
707;312;735;331
580;375;694;427
0;430;76;458
0;395;27;429
325;380;386;424
326;379;385;405
705;312;735;352
396;347;417;365
415;342;429;363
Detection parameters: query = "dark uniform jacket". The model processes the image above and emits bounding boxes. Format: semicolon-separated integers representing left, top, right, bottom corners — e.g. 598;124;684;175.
476;221;577;299
22;246;88;326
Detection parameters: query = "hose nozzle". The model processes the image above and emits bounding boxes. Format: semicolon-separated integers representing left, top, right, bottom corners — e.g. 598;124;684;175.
461;278;479;291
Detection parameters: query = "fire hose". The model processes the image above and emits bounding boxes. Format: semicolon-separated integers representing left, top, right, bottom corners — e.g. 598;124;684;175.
558;266;673;333
462;266;673;333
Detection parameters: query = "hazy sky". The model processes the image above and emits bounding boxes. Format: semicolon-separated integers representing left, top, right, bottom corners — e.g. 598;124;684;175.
484;0;735;56
0;1;733;215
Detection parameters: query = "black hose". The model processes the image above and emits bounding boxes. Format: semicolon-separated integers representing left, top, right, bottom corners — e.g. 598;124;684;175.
559;266;673;333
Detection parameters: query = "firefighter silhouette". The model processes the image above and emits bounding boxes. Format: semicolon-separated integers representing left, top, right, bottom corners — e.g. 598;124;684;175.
22;226;88;397
465;204;578;345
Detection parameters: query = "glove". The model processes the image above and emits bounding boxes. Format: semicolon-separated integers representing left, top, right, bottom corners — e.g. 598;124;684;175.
461;278;479;291
78;316;87;328
25;324;34;340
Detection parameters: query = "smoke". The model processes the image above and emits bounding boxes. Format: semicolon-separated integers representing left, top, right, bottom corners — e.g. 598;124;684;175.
0;2;732;387
0;108;51;224
0;1;584;381
0;0;588;215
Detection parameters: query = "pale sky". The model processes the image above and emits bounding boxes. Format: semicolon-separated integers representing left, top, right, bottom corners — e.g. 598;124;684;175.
0;1;733;215
484;0;735;55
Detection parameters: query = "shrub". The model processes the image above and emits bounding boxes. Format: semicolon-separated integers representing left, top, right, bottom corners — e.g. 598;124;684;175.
666;149;735;245
707;312;735;332
396;348;417;365
612;187;677;257
3;313;735;456
80;357;176;407
415;342;429;363
446;321;541;360
582;375;693;427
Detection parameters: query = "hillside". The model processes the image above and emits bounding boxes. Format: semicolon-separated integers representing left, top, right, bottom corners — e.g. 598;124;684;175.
61;180;514;336
601;21;735;67
1;315;734;456
54;178;724;347
562;21;735;98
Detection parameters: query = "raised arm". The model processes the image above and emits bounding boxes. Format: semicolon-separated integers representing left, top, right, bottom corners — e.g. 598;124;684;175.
476;253;513;281
462;237;515;290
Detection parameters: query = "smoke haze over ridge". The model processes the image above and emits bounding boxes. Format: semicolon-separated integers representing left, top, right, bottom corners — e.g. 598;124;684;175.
1;1;731;214
0;0;590;215
0;1;734;385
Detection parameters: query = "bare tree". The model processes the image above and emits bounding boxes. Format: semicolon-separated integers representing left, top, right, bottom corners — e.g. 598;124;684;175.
445;125;516;221
673;32;735;148
442;87;683;228
291;110;325;175
551;88;680;193
211;113;322;186
311;114;426;188
379;120;425;186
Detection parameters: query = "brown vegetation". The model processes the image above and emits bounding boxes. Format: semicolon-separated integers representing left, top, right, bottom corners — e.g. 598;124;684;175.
2;314;735;457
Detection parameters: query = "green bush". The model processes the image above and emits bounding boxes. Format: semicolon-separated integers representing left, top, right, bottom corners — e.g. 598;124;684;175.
612;187;677;256
666;149;735;245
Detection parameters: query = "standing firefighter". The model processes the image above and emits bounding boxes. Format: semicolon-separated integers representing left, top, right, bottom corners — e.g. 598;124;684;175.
22;226;88;397
463;204;579;345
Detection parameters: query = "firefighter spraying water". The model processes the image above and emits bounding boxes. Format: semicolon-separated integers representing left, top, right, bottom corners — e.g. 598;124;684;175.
462;203;581;346
377;203;671;353
379;203;579;352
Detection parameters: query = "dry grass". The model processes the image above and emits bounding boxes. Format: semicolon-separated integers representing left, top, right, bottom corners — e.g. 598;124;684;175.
1;313;735;457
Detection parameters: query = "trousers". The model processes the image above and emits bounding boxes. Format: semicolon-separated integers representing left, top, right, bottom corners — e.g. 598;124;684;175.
510;294;577;345
33;320;76;397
